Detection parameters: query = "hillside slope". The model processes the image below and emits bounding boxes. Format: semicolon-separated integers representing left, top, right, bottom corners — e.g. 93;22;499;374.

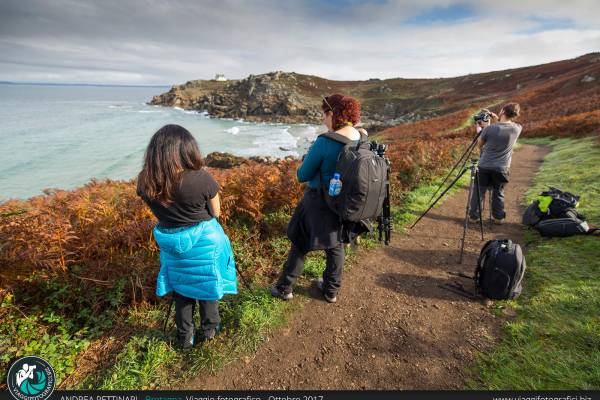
150;53;600;130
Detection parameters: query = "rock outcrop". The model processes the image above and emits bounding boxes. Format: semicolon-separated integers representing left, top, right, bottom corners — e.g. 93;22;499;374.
204;152;248;169
151;72;322;124
204;151;298;169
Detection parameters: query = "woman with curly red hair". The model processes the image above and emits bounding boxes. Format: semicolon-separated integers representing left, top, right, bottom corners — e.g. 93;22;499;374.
271;94;364;303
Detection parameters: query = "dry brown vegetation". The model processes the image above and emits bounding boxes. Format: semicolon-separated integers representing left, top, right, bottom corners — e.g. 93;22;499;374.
0;129;470;307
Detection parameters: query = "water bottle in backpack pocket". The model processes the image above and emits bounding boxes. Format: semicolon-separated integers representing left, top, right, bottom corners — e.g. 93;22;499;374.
328;173;342;197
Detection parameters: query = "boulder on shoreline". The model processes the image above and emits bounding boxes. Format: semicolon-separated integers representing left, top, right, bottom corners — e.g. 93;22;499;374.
205;152;299;169
205;152;248;169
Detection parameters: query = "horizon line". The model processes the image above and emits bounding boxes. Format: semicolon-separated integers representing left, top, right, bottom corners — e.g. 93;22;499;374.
2;51;598;88
0;81;171;88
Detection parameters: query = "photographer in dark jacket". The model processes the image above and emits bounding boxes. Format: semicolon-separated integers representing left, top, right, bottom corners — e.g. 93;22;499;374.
270;94;362;303
470;103;522;224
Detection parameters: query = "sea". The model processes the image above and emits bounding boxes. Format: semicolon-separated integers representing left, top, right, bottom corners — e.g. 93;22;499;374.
0;83;320;201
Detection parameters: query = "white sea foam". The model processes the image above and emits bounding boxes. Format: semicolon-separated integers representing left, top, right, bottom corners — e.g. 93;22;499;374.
251;128;299;156
226;126;240;135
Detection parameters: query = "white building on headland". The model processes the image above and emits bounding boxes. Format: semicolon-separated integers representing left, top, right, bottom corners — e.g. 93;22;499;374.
214;74;227;81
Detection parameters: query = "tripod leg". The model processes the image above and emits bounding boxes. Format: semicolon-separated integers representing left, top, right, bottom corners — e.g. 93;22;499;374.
489;188;493;224
411;166;469;229
475;169;484;240
235;263;252;290
384;169;391;245
460;168;476;264
428;136;479;202
163;295;174;334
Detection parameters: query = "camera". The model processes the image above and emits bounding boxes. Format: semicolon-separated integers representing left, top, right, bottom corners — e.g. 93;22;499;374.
370;141;387;157
473;110;492;123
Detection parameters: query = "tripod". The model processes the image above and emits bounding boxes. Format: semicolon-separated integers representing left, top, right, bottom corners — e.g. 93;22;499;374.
378;152;392;245
410;154;485;263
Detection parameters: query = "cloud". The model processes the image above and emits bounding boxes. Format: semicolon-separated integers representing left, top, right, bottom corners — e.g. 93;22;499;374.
0;0;598;84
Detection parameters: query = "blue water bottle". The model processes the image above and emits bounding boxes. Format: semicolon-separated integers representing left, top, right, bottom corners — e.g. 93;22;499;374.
328;173;342;196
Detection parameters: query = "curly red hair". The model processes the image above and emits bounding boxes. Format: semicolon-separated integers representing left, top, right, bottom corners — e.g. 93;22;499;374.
322;94;361;131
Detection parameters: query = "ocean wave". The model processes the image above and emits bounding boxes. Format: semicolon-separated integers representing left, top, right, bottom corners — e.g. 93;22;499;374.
226;126;240;135
252;128;298;152
137;110;163;113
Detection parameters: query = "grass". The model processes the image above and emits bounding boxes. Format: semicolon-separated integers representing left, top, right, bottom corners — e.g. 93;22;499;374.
472;136;600;389
79;288;293;389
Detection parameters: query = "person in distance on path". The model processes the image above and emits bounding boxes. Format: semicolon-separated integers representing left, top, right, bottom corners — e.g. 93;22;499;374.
469;103;522;224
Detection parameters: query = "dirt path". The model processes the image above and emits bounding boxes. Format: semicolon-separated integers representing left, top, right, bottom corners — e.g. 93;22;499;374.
187;144;549;390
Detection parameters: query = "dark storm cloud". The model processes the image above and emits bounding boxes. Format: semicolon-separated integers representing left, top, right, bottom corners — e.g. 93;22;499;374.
0;0;598;84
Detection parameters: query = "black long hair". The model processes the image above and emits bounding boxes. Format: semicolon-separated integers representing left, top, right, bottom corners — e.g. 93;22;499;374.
137;124;204;206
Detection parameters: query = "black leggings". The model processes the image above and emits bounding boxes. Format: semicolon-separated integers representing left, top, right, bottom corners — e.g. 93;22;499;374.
173;292;220;346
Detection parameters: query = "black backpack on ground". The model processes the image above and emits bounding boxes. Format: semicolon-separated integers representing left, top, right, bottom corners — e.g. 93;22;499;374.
522;200;544;226
475;239;526;300
320;131;387;222
522;187;597;237
538;187;580;218
536;218;592;237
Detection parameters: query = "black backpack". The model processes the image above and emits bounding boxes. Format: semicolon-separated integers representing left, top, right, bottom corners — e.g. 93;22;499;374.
523;187;597;237
475;240;526;300
538;187;580;218
320;132;387;222
536;217;594;237
522;200;544;226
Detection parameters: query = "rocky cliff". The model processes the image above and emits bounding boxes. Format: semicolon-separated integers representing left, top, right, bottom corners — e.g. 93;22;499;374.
150;54;600;129
149;71;444;128
151;72;323;124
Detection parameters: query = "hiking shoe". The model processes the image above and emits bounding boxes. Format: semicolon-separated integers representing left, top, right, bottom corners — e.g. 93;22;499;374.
315;278;337;303
270;285;293;301
469;215;480;222
179;334;195;352
201;324;221;342
492;218;504;225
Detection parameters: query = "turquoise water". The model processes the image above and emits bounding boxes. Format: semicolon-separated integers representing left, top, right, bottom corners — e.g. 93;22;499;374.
0;83;319;201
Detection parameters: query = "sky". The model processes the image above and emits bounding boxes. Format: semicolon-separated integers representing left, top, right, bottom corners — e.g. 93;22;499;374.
0;0;599;85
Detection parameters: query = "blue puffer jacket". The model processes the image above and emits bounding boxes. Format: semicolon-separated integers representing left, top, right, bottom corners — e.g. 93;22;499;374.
153;218;237;300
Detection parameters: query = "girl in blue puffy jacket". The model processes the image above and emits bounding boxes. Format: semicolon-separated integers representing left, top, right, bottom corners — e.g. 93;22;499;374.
137;124;237;351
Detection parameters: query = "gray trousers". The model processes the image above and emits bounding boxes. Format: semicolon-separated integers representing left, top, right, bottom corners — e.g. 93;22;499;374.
277;243;345;298
173;292;220;348
469;168;510;220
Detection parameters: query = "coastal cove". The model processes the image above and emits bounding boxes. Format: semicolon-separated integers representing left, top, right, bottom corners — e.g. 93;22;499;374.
0;83;319;201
